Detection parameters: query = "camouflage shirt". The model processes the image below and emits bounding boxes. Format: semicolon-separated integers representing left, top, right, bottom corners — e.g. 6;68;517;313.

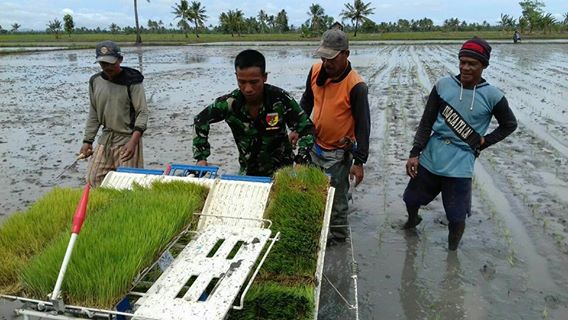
193;84;314;177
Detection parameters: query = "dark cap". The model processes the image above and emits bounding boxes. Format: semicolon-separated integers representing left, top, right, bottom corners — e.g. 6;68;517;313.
314;29;349;59
95;40;122;64
458;37;491;66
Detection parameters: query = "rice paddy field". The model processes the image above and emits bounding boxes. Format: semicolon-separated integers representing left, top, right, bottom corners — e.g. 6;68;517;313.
1;40;568;319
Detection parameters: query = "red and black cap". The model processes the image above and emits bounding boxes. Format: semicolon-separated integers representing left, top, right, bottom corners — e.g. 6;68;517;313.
459;37;491;66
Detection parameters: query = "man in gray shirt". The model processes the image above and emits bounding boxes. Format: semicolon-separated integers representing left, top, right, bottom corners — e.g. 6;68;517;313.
80;40;149;186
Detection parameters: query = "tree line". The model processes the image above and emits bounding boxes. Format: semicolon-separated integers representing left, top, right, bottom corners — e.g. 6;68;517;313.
2;0;567;43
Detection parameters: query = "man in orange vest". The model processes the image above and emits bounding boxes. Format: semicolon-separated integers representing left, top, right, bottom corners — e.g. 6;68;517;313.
300;28;371;242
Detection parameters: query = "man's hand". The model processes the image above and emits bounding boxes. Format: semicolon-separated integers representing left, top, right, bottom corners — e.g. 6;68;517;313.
406;157;419;178
350;164;364;187
120;131;142;162
288;131;299;148
196;160;208;167
120;140;137;162
80;143;94;159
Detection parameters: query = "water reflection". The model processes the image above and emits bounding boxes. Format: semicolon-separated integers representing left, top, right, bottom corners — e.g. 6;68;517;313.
400;231;465;319
136;50;144;74
437;251;465;319
400;230;428;319
317;242;355;319
184;53;207;64
67;53;77;62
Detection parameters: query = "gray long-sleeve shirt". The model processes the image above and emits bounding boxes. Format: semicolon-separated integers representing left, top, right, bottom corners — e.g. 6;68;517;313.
83;67;148;146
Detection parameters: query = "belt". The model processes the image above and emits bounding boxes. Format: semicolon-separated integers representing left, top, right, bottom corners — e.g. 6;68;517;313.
318;145;335;152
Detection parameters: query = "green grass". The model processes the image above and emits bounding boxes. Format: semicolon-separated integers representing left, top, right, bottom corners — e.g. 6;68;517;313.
0;33;315;47
1;30;567;48
228;165;329;319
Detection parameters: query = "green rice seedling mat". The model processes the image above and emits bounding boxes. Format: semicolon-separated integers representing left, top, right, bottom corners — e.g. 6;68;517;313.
0;181;208;309
228;166;329;320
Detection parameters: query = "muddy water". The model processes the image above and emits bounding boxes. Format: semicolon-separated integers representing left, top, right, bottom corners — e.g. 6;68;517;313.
1;43;568;319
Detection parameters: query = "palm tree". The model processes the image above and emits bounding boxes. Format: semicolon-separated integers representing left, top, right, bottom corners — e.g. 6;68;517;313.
187;1;207;38
340;0;374;37
219;12;232;36
518;16;528;33
11;23;21;33
499;13;515;32
172;0;190;37
47;19;62;39
233;9;244;36
540;13;556;33
417;18;434;31
563;12;568;25
307;4;325;32
134;0;150;45
257;10;269;33
220;10;243;37
275;10;289;32
109;23;120;34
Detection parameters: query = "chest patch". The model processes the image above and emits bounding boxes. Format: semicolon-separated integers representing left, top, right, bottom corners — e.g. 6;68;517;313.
266;113;280;130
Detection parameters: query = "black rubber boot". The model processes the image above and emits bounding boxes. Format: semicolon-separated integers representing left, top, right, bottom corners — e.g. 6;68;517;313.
403;205;422;229
448;221;466;251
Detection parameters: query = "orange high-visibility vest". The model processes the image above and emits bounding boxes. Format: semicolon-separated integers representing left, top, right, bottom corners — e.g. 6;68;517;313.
309;62;364;150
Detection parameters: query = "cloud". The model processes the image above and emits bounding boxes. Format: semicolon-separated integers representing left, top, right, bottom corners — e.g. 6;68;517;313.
62;8;74;15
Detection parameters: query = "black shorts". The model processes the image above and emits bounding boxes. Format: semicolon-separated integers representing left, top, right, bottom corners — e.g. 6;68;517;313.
403;165;472;223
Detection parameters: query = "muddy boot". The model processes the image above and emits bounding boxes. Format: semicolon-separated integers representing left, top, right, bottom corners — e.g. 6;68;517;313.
448;221;466;251
403;205;422;229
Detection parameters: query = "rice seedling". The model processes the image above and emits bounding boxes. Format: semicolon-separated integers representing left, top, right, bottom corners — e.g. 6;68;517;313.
230;282;314;320
260;166;328;277
0;187;116;292
228;165;329;319
18;181;208;308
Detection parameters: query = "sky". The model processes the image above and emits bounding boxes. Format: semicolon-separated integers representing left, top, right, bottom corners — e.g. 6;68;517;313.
0;0;566;31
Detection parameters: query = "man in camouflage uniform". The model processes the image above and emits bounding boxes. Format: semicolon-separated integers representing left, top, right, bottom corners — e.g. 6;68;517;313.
193;49;314;177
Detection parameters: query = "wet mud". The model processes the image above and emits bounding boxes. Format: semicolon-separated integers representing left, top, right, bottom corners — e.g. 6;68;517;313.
1;43;568;319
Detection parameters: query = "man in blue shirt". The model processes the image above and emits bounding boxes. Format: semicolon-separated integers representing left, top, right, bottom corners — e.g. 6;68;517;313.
402;37;518;250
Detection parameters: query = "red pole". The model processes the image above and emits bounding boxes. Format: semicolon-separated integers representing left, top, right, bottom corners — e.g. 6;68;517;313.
71;184;90;234
51;184;91;301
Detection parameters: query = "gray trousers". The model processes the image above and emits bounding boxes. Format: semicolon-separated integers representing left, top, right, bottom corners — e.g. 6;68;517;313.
310;146;352;238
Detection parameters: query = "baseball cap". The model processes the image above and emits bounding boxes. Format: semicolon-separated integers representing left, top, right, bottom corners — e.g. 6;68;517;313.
314;29;349;59
95;40;122;64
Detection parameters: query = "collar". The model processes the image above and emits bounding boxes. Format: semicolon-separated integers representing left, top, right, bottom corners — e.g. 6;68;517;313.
316;61;353;86
233;84;273;116
452;74;488;89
